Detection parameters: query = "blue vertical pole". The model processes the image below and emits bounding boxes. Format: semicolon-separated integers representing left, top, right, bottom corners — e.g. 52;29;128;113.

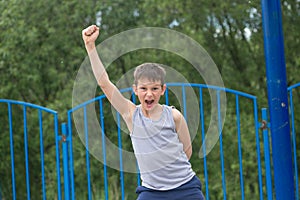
260;0;295;199
62;123;70;200
8;103;16;200
261;108;272;200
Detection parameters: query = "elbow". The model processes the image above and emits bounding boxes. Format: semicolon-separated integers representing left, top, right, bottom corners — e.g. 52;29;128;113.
97;74;110;88
185;146;193;160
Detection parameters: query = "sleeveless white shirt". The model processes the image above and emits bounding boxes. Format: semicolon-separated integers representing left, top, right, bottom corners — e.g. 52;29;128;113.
130;105;195;190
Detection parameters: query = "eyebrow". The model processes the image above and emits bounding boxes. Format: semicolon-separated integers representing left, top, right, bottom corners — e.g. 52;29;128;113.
138;83;162;87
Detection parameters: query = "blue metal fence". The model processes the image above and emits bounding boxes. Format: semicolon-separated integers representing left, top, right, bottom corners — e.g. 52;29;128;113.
0;82;299;200
288;83;300;200
64;83;266;200
0;99;62;200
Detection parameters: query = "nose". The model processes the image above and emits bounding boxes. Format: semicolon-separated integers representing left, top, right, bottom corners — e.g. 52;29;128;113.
146;89;153;96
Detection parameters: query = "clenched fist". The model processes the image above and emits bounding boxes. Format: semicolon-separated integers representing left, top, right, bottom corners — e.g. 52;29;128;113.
82;25;100;48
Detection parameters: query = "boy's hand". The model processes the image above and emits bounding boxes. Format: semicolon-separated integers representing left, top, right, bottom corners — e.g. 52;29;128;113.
82;25;100;48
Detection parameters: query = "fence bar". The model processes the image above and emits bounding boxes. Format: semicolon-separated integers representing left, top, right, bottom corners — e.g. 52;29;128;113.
67;111;76;200
165;87;169;105
289;89;299;200
253;99;264;200
8;103;16;200
199;87;209;200
182;85;187;119
261;0;295;199
117;112;125;200
38;110;47;200
261;108;273;200
54;114;62;200
235;95;245;200
217;91;226;200
62;123;70;200
23;106;31;200
99;99;109;200
83;106;92;200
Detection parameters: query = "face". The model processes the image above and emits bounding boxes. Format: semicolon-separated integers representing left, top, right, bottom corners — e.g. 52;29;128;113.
134;78;166;111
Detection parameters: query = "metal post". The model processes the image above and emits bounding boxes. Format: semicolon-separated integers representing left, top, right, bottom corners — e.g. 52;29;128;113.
260;0;295;199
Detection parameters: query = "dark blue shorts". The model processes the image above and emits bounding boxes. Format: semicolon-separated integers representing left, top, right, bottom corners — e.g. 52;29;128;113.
136;176;205;200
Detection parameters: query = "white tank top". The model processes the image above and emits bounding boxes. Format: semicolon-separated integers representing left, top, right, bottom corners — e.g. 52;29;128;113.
130;105;195;190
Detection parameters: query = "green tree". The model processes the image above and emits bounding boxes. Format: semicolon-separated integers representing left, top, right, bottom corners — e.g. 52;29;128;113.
1;0;299;199
0;0;95;199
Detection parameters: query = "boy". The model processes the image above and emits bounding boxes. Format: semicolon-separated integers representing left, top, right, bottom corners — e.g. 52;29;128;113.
82;25;204;200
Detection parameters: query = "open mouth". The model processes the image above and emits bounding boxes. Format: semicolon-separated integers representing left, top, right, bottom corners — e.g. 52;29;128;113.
145;99;154;107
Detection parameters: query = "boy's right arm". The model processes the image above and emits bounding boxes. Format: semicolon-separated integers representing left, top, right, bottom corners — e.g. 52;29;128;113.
82;25;136;122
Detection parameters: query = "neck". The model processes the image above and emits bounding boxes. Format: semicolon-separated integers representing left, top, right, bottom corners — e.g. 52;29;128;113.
142;104;163;119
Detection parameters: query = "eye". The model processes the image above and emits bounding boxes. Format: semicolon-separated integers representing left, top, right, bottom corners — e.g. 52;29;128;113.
152;87;159;91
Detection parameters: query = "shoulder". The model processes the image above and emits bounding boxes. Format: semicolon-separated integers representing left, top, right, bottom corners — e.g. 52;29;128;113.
168;105;182;123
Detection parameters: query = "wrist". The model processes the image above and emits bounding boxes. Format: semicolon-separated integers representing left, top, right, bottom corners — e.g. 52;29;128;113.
85;42;96;51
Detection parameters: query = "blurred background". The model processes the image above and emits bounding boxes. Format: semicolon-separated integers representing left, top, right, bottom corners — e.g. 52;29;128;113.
0;0;299;199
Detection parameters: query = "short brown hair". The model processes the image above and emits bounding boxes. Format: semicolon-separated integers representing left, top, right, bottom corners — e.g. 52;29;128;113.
133;63;166;86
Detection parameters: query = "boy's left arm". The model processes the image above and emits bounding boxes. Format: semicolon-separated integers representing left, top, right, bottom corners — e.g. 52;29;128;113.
172;108;192;160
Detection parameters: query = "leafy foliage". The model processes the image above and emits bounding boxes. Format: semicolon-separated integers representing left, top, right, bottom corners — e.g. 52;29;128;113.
0;0;299;199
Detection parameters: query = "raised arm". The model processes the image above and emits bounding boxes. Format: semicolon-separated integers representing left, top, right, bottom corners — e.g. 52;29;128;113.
82;25;136;122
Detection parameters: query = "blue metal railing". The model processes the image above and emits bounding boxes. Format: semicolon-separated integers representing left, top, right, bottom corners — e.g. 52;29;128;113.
288;83;300;200
0;99;61;200
66;83;263;200
261;108;273;200
1;82;299;200
260;83;300;200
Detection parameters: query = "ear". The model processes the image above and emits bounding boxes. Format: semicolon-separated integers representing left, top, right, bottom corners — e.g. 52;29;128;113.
161;84;167;95
132;84;138;95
